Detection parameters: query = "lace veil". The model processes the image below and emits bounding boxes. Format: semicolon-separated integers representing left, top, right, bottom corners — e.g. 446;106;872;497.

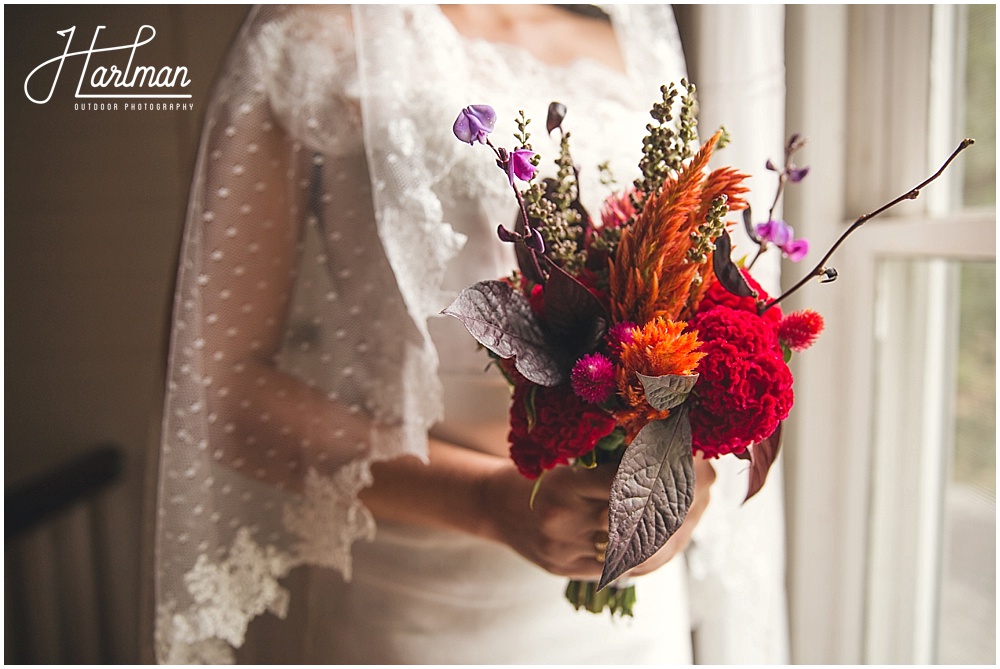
154;5;688;663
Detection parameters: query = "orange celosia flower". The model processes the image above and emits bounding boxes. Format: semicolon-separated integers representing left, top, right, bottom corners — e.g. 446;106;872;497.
613;317;704;439
609;131;749;326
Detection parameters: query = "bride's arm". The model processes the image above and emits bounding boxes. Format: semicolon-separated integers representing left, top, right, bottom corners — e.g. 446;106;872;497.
195;97;376;490
197;56;711;579
361;439;715;580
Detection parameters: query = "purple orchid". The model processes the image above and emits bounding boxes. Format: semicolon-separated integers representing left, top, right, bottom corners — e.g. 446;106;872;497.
453;105;497;145
755;219;809;261
507;148;538;185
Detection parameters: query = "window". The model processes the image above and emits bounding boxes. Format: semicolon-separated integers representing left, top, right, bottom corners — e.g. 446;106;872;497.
783;5;995;663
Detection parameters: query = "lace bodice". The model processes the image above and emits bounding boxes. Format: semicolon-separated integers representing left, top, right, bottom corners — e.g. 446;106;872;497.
155;6;688;663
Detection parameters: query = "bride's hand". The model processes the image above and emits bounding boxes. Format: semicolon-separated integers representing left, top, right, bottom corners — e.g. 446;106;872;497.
480;463;617;580
479;454;715;581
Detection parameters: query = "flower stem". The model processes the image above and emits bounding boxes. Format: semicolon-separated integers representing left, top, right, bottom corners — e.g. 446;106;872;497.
759;138;975;314
748;138;801;271
565;579;636;617
485;138;547;283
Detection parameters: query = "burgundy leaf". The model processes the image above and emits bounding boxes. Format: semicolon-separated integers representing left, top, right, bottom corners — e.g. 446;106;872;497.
637;373;699;411
599;406;694;590
743;422;782;503
743;206;761;243
512;206;546;285
514;241;545;285
542;259;609;357
441;280;564;386
713;230;755;297
546;101;568;135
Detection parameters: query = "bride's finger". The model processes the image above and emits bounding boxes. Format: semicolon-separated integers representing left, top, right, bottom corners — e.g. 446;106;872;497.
572;464;616;501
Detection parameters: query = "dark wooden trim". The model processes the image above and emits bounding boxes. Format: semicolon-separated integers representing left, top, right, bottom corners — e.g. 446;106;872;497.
5;444;124;539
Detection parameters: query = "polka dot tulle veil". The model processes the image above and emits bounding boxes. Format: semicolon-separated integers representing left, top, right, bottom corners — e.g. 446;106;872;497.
155;5;688;662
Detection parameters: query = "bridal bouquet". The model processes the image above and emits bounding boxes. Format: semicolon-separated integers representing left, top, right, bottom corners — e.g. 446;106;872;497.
444;82;972;616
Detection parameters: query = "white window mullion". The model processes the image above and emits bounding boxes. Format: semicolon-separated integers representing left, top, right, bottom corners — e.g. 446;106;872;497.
782;4;994;664
866;257;958;664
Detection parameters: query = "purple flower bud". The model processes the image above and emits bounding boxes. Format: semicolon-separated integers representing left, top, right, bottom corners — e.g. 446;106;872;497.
546;102;567;135
524;226;545;253
786;133;804;152
783;238;809;262
605;322;637;361
507;148;538;185
453;105;497;145
755;219;794;247
765;159;778;172
786;166;810;183
497;224;518;243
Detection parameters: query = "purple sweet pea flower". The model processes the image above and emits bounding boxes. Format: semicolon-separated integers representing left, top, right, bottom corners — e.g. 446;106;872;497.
453;105;497;145
755;219;794;247
524;226;545;253
786;166;810;183
507;148;538;185
756;219;809;261
783;238;810;262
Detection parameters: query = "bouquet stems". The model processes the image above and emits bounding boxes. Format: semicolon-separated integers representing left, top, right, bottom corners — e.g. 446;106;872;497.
565;579;636;617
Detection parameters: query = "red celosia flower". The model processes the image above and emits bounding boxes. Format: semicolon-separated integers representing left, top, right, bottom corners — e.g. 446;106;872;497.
527;283;545;319
571;353;617;404
777;310;824;351
697;270;783;326
686;306;793;458
508;383;617;479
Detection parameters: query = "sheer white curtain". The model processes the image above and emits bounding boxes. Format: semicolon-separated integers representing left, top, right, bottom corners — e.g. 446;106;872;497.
680;6;791;664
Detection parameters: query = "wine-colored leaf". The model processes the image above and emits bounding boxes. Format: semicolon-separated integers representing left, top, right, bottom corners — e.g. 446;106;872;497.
713;230;755;297
599;406;695;590
543;259;609;356
514;239;545;285
637;373;699;411
743;422;782;503
547;101;568;135
441;280;564;386
743;206;761;243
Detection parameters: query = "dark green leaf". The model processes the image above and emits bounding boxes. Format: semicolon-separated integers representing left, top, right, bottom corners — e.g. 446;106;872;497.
596;427;626;452
524;384;538;431
637;373;699;411
599;406;695;590
576;449;598;469
441;281;564;386
713;230;755;297
743;422;782;503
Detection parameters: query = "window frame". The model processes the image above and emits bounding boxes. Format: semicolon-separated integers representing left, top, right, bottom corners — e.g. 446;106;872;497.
782;4;995;663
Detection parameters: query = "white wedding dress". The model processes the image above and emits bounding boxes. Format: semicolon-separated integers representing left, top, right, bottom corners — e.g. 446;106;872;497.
155;5;694;663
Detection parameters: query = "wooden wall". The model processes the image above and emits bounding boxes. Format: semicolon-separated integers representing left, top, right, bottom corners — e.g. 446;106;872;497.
5;5;249;662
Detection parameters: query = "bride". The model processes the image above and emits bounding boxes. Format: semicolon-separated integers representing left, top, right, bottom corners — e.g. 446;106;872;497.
155;5;717;663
